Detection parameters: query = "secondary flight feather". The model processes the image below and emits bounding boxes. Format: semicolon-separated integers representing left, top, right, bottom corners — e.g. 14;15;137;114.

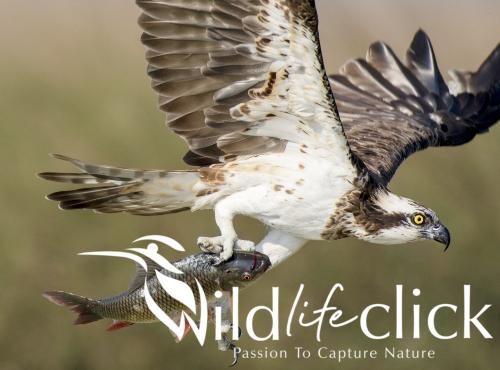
40;0;500;265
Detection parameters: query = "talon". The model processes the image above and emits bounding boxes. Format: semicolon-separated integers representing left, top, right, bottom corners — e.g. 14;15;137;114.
229;344;239;367
219;243;235;262
199;236;239;262
234;239;255;252
230;324;242;339
197;236;223;254
218;340;239;367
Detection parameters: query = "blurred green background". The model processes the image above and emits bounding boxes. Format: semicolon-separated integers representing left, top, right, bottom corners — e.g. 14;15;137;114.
1;1;499;369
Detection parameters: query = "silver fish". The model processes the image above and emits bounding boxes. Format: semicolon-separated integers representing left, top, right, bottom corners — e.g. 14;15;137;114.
43;251;270;336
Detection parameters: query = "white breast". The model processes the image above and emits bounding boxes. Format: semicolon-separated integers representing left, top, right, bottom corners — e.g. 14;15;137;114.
202;143;358;240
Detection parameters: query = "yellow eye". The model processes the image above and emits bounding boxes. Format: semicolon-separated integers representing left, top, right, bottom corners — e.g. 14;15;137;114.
413;213;426;225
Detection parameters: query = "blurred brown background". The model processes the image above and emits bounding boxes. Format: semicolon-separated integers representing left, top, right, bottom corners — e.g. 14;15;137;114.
1;1;499;369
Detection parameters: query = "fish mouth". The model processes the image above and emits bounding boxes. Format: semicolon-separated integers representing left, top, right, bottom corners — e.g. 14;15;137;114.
218;251;271;290
252;252;272;274
223;250;271;276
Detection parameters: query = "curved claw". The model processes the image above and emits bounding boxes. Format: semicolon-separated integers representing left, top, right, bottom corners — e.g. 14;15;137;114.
229;344;239;367
197;236;223;254
230;324;242;339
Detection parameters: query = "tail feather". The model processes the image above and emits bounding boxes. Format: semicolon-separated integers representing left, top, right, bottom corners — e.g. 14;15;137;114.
38;172;128;185
48;154;170;181
43;291;102;325
39;155;200;215
46;184;139;210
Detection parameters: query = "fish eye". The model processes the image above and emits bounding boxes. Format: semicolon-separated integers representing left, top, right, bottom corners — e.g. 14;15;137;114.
412;213;426;226
241;272;252;281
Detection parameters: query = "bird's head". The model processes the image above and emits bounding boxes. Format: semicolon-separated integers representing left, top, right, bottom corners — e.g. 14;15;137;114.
359;190;450;250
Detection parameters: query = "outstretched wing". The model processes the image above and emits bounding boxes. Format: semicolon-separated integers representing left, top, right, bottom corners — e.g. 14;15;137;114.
137;0;356;171
331;30;500;184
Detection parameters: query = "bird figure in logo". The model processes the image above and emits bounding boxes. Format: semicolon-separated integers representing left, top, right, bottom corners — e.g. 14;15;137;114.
40;1;500;266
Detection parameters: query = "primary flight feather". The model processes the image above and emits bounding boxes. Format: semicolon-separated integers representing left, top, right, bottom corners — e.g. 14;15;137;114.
40;0;500;265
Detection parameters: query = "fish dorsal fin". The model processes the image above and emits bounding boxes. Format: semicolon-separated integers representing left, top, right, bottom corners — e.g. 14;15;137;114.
127;258;164;293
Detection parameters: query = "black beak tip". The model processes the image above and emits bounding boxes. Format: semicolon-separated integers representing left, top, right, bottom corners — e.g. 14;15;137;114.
434;225;451;252
443;228;451;252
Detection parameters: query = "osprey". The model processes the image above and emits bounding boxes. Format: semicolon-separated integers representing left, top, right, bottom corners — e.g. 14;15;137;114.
40;0;500;266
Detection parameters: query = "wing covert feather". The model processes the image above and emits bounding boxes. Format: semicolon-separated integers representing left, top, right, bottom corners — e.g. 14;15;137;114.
137;0;357;172
331;30;500;183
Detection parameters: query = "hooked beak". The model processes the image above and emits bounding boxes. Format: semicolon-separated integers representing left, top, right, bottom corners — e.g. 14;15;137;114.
432;223;451;251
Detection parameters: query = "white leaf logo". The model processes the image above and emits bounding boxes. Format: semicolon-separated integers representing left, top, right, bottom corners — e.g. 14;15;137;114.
128;242;183;275
78;250;148;271
133;235;185;252
78;234;208;345
155;271;197;314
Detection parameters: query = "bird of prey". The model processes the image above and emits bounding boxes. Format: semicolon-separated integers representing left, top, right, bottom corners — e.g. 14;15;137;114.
40;0;500;265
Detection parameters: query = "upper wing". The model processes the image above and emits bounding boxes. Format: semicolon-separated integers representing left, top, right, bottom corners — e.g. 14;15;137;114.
137;0;356;171
330;30;500;184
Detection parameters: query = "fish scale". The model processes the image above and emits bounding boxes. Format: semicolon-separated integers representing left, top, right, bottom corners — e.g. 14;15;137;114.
44;251;271;328
93;254;222;322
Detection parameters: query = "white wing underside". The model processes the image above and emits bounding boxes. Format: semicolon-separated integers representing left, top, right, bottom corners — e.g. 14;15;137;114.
138;0;357;175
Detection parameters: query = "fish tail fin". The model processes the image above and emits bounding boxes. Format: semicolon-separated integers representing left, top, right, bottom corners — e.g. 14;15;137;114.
43;291;102;325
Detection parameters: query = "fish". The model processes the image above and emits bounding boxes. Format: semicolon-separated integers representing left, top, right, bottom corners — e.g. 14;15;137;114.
43;251;270;335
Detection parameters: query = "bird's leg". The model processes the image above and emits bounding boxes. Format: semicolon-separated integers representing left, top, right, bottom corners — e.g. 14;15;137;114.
217;332;240;367
217;326;241;367
197;197;255;261
200;208;238;262
212;293;241;367
216;320;233;351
